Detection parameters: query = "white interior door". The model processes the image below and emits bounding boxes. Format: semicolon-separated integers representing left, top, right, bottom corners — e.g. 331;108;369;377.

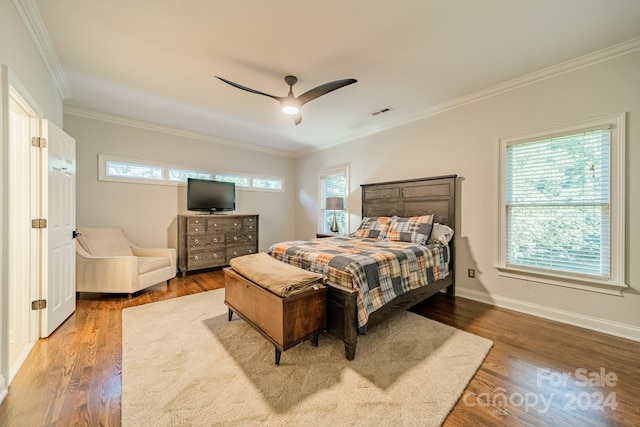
40;120;76;337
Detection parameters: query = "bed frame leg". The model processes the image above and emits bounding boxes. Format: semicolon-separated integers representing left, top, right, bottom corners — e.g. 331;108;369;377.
345;343;356;361
447;283;455;297
343;317;357;361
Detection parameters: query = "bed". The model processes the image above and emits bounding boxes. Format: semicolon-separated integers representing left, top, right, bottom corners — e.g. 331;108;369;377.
268;175;457;360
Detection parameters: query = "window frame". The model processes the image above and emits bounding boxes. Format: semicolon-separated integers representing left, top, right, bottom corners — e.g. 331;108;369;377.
319;165;350;235
497;113;627;295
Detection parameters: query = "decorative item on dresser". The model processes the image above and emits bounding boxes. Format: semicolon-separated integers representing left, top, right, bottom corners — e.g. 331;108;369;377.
177;214;258;277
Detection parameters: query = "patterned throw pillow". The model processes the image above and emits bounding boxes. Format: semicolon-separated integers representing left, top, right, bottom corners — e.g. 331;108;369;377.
385;214;434;244
353;216;393;239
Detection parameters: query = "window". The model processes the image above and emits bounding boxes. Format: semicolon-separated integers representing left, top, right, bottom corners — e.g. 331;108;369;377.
98;154;284;192
215;173;284;192
320;166;349;235
252;176;283;190
168;169;212;182
498;114;626;294
215;173;250;187
106;159;164;181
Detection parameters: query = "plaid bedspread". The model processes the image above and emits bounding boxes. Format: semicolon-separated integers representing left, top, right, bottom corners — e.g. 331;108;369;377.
268;236;450;329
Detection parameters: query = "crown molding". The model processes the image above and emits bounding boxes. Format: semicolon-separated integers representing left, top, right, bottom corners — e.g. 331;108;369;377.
298;36;640;157
13;0;73;99
407;36;640;121
63;106;295;158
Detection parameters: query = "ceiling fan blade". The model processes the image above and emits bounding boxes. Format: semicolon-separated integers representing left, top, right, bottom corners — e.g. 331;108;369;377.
297;79;357;106
216;76;282;101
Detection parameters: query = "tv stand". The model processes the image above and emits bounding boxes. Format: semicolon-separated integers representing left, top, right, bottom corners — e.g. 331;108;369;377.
177;214;259;276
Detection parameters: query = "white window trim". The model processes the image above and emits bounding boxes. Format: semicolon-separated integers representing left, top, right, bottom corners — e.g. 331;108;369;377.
318;164;350;235
497;113;627;295
98;154;284;192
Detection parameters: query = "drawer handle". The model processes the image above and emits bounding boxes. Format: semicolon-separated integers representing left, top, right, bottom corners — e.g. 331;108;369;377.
213;237;218;242
194;228;199;232
248;218;253;222
248;235;253;239
213;254;218;258
213;223;217;227
195;219;200;224
194;255;199;261
248;250;253;254
233;236;238;241
233;251;238;256
194;239;199;243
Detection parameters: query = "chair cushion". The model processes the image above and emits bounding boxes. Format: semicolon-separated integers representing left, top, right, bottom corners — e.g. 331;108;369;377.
138;256;171;274
77;227;134;256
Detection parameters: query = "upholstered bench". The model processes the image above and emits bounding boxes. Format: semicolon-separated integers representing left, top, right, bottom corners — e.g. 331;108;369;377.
223;253;327;365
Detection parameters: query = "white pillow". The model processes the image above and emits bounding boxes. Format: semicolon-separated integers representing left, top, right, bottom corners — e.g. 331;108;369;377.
427;223;454;246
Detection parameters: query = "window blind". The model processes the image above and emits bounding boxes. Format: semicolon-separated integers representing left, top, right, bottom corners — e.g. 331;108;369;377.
505;128;611;278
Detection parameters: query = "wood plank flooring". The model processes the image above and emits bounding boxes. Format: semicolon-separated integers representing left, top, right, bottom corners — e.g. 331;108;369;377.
1;270;638;426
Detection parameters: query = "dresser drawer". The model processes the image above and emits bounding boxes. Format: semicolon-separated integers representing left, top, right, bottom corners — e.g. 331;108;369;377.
187;217;207;227
187;249;226;268
188;223;207;235
188;234;225;248
207;217;243;232
243;217;257;231
226;245;257;260
226;232;256;245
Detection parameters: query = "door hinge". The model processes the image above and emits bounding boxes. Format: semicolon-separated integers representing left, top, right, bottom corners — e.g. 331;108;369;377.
32;218;47;229
31;137;47;148
31;299;47;310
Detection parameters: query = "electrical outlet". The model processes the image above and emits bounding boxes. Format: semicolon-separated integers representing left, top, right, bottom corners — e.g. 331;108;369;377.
468;268;475;278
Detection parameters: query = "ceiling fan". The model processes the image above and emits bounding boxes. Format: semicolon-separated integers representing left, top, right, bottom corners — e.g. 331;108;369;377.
216;75;357;125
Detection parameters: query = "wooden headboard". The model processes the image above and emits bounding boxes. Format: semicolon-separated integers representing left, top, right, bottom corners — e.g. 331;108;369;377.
360;175;457;228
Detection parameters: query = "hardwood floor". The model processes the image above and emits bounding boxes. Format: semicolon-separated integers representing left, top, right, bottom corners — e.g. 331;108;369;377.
411;294;640;426
0;272;225;427
1;270;639;426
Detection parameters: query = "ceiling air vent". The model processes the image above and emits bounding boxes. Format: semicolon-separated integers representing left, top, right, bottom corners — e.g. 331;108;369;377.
371;107;393;116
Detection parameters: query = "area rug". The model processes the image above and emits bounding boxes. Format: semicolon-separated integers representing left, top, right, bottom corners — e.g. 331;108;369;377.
122;289;492;426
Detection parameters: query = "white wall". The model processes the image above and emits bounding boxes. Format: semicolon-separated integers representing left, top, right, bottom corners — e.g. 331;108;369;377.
1;0;65;403
63;113;297;252
296;51;640;340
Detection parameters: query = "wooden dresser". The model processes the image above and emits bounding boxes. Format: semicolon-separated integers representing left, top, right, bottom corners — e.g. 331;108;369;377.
177;214;258;276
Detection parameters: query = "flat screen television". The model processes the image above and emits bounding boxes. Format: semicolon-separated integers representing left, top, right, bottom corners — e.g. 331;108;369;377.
187;178;236;213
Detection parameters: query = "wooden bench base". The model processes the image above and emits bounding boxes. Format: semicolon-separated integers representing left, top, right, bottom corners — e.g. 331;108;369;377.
224;267;327;365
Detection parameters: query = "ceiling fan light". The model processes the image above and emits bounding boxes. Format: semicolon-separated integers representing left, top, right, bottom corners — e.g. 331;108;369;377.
281;104;299;115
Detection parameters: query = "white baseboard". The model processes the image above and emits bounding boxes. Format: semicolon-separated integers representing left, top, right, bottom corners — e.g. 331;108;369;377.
455;287;640;342
0;374;7;405
10;342;35;383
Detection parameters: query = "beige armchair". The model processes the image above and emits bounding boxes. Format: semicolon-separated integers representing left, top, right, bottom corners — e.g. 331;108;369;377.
76;226;176;294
